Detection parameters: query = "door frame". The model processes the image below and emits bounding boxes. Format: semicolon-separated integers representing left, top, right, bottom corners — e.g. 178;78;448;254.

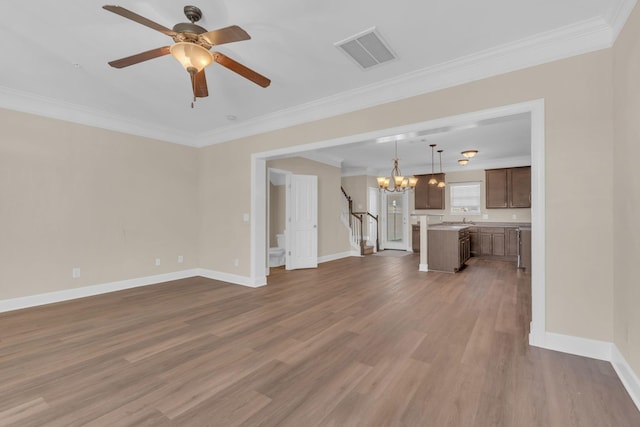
381;191;409;250
251;99;545;347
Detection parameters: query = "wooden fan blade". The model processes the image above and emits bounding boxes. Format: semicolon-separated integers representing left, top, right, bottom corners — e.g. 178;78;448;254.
108;46;171;69
103;5;176;37
190;70;209;98
200;25;250;46
212;52;271;88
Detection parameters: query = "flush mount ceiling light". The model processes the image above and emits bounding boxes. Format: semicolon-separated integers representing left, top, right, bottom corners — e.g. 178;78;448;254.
461;150;478;158
377;141;417;192
458;158;469;166
437;149;446;188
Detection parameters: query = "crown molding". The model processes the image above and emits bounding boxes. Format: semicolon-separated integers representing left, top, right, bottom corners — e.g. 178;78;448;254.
605;0;637;40
1;4;634;148
194;15;617;147
0;85;198;147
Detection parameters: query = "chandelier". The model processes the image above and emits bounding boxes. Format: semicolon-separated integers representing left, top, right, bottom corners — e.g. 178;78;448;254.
377;141;418;192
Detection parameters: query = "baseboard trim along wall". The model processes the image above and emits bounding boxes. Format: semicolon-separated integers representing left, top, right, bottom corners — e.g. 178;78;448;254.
539;332;640;412
0;269;201;314
542;332;613;361
318;251;355;263
612;345;640;412
196;268;266;288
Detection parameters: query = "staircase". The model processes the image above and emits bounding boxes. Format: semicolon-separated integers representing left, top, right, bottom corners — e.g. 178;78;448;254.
341;187;379;256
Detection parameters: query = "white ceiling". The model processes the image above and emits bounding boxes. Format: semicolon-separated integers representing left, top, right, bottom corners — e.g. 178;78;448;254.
0;0;634;160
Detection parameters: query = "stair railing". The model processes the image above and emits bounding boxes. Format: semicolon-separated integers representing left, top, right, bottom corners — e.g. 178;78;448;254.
341;187;379;255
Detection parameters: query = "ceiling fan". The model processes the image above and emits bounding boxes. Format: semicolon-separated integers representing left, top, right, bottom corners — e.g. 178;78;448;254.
103;4;270;106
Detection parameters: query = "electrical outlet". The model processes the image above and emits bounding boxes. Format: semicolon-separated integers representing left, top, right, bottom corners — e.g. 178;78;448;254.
155;258;161;266
512;214;517;219
72;268;81;279
482;214;489;220
234;258;239;267
178;255;184;264
243;213;249;222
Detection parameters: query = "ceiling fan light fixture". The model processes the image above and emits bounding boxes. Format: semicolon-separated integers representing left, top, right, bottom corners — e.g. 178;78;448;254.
461;150;478;158
170;42;213;73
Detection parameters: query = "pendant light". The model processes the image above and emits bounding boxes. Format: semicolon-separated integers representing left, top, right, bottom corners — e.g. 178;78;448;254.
428;144;438;185
437;149;446;188
377;141;418;192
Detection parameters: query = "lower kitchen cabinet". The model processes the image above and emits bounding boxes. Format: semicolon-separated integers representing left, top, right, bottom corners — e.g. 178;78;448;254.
506;228;519;257
474;227;517;261
519;228;532;271
428;228;470;273
469;228;479;256
412;224;420;252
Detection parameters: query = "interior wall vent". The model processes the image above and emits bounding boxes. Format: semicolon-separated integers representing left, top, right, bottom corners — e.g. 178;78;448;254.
335;27;397;70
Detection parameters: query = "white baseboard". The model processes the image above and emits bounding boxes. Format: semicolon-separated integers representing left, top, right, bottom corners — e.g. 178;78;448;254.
541;332;613;361
196;268;266;288
535;332;640;412
0;269;200;313
318;251;354;263
612;345;640;411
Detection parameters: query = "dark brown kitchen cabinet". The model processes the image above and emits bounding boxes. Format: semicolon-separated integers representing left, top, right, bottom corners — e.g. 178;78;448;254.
414;173;445;210
477;227;509;258
506;228;519;257
412;224;420;252
469;227;479;256
519;228;532;271
485;166;531;209
428;227;470;273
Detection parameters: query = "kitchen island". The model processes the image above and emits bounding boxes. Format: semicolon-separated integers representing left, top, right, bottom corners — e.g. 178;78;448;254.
426;222;531;273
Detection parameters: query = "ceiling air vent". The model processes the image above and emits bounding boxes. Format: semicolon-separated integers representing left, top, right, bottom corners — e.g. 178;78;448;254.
335;27;396;70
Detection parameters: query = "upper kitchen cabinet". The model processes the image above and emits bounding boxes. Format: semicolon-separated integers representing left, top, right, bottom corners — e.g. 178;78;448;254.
414;173;445;210
485;166;531;209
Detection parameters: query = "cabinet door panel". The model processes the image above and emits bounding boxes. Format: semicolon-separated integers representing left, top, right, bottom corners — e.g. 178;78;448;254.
492;233;505;256
480;233;493;255
509;167;531;208
414;174;429;209
413;173;445;209
486;169;508;208
506;228;518;256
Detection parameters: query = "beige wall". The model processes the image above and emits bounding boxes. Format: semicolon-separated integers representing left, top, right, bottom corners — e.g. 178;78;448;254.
613;4;640;376
269;182;286;246
341;175;367;211
411;168;532;224
0;108;199;300
199;48;614;343
265;157;351;258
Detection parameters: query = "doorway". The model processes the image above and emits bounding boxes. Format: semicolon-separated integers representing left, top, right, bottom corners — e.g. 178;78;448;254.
251;99;545;347
382;191;409;250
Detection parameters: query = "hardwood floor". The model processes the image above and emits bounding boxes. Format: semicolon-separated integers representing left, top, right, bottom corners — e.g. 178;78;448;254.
0;255;638;426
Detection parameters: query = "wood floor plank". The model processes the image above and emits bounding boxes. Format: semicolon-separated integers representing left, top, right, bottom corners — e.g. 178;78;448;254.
0;256;638;426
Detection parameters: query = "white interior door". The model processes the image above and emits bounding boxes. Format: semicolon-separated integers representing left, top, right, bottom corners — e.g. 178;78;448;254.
382;191;409;250
286;174;318;270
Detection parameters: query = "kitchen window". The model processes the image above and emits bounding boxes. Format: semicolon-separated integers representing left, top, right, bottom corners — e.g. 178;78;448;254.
450;182;481;215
